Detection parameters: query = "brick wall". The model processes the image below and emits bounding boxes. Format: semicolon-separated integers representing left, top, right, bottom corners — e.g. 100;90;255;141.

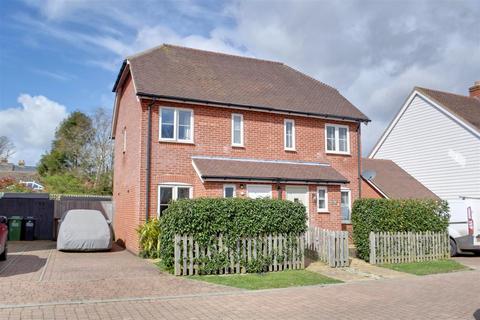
114;83;363;252
112;74;144;252
145;100;361;225
361;178;384;199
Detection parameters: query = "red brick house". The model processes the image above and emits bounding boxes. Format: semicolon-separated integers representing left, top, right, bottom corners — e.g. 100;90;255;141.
111;44;370;253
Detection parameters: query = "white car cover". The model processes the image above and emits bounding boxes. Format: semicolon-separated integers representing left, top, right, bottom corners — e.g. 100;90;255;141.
57;209;112;251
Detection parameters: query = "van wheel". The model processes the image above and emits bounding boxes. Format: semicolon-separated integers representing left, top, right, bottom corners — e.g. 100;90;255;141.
0;245;6;261
450;238;458;257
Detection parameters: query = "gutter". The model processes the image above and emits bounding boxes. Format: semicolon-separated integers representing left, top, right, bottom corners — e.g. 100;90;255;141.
201;175;349;184
136;92;371;123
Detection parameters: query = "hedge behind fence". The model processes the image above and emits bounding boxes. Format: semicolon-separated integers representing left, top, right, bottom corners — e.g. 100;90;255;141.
351;198;449;261
157;197;307;273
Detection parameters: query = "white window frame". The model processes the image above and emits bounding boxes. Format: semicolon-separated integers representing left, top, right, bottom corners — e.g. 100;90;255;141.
231;113;244;147
284;119;295;151
246;184;272;199
340;188;351;223
122;127;127;153
159;107;194;143
316;186;328;213
157;183;193;217
223;184;236;198
325;124;350;155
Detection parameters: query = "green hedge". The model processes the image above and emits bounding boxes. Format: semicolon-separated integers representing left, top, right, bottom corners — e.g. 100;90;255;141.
157;197;307;273
351;198;449;261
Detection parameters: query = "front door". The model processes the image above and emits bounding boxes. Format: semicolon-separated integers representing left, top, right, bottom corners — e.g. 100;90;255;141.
286;186;309;226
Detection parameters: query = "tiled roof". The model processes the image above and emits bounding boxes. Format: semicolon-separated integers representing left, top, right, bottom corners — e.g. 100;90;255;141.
118;44;369;122
192;157;349;184
416;87;480;132
362;158;439;200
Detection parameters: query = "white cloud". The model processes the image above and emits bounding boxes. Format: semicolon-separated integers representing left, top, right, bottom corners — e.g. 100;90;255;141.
0;94;68;165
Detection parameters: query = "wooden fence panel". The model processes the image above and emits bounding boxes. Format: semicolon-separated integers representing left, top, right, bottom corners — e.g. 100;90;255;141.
174;233;304;276
305;227;349;267
369;231;450;265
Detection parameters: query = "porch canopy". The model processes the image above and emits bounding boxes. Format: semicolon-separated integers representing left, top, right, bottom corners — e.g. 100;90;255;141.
192;156;349;184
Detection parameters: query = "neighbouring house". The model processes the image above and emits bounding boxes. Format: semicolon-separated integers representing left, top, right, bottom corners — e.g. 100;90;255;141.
369;82;480;203
111;44;370;252
361;158;439;200
0;159;44;191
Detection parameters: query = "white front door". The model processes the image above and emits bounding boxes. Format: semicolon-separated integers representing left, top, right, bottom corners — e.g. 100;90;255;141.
286;186;309;226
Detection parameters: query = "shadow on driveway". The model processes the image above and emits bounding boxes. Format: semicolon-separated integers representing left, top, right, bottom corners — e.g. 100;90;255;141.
6;241;56;253
0;254;47;278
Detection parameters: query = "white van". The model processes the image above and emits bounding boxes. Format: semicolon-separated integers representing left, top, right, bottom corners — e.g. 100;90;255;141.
448;197;480;256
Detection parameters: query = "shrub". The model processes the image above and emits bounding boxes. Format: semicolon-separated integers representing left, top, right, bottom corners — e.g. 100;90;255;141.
137;219;161;258
0;177;32;193
157;197;307;272
351;198;449;261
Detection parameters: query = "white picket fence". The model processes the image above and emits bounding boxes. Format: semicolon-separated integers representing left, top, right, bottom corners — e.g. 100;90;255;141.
305;227;349;267
369;231;450;265
174;234;305;276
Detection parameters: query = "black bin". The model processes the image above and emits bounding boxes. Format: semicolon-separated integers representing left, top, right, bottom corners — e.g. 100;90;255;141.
23;217;36;241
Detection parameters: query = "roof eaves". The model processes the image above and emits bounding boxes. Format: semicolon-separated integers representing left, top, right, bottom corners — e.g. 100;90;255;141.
202;175;349;184
112;60;128;92
137;92;371;123
415;87;480;134
361;176;389;199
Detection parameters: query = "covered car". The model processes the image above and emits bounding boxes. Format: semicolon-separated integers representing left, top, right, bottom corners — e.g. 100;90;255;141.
57;209;112;251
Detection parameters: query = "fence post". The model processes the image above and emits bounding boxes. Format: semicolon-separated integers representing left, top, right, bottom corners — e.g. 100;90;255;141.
369;232;376;265
300;233;305;269
174;235;180;276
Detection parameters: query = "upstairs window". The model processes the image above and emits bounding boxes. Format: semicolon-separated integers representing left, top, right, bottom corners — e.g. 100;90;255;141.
325;124;349;154
284;119;295;150
160;107;193;142
231;113;244;147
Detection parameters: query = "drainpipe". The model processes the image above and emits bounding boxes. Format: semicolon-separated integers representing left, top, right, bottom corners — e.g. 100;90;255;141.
357;122;362;199
145;99;155;223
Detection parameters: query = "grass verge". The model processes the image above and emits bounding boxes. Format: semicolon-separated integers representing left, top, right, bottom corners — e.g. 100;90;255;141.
186;270;341;290
381;259;468;276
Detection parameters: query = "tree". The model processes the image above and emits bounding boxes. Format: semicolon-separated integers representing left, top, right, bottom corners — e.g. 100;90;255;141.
38;111;93;176
86;108;114;190
0;136;15;161
38;109;114;195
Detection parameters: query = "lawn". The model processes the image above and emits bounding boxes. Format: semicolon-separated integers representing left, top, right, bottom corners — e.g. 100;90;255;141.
381;259;468;276
186;270;341;290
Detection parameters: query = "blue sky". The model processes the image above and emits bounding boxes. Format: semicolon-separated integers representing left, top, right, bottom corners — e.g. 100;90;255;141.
0;0;479;164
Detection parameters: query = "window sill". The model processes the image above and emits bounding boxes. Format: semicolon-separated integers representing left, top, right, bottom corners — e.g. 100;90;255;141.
232;145;245;148
317;210;329;214
342;220;352;224
326;151;351;156
285;148;296;152
159;139;195;145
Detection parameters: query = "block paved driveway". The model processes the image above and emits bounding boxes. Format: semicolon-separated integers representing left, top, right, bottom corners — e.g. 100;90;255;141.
1;241;479;320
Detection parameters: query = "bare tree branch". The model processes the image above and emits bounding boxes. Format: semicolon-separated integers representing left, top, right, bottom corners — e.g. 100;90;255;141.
0;136;15;161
